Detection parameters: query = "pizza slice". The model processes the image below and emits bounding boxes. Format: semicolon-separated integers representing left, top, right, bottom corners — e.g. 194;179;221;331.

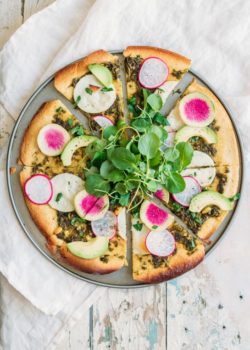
157;164;239;240
19;101;127;274
131;199;205;283
167;80;240;167
123;45;191;118
54;50;124;131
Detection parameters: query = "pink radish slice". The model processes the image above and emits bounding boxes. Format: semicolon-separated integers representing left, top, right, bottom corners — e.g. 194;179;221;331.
37;124;70;156
93;115;114;128
138;57;169;89
172;176;202;207
24;174;53;205
91;211;117;239
146;230;176;257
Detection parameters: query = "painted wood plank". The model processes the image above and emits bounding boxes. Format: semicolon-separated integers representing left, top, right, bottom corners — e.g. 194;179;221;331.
92;285;166;350
0;0;22;47
23;0;55;21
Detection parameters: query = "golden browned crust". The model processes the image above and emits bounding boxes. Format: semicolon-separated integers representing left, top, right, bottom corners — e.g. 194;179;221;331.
60;237;127;274
186;80;240;167
133;241;205;283
20;166;58;238
19;100;76;166
54;50;118;99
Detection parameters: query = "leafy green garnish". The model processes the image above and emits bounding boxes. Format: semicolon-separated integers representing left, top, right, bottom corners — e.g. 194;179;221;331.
119;193;130;206
55;193;63;202
138;132;160;159
67;118;74;127
101;87;113;92
71;216;86;225
110;147;136;171
70;125;84;136
85;174;110;197
229;193;240;202
85;87;93;95
133;222;143;231
55;106;65;113
73;95;81;108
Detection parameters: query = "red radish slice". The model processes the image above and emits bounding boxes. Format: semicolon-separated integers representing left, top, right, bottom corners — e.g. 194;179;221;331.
140;200;174;231
138;57;169;89
91;211;117;239
146;230;176;257
93;115;114;128
154;188;169;205
24;174;53;205
37;124;70;156
172;176;201;207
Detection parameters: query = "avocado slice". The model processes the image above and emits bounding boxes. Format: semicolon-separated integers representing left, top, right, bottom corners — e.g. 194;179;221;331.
175;126;217;144
61;135;97;166
88;64;113;87
189;191;233;213
67;236;109;259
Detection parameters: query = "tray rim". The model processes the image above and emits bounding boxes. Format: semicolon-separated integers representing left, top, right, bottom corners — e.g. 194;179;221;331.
6;54;244;288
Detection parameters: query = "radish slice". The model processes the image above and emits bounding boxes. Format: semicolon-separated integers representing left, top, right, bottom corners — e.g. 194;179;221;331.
140;200;174;231
91;211;117;239
74;190;109;221
154;188;169;204
24;174;53;205
146;230;176;257
172;176;202;207
138;57;169;89
37;124;70;156
93;115;114;128
179;92;215;127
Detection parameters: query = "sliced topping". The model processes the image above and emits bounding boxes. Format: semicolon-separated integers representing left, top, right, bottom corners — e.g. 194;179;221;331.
67;236;109;259
179;92;215;127
138;57;169;89
131;218;149;255
172;176;201;207
93;115;114;128
73;74;116;113
154;188;170;205
187;150;214;168
145;230;176;257
117;207;127;240
162;131;175;149
61;135;97;166
49;174;84;212
37;124;70;156
88;64;113;87
91;211;117;239
24;174;53;205
140;200;174;231
156;80;178;104
166;108;184;132
74;190;109;221
181;167;216;187
189;190;233;213
175;126;217;144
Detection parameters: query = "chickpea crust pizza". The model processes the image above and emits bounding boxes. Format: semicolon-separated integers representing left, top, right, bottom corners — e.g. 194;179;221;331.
16;46;241;284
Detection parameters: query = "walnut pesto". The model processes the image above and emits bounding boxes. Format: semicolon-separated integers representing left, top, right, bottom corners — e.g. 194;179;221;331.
216;172;228;193
171;68;187;80
57;212;92;243
189;136;217;157
169;223;197;253
125;55;143;81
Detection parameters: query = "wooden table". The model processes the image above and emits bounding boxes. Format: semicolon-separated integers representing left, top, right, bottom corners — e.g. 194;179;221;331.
0;1;248;349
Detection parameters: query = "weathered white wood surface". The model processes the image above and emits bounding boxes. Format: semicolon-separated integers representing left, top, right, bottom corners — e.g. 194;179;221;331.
1;2;249;350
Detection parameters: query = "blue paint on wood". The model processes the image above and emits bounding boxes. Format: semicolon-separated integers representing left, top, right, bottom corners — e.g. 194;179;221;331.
147;320;158;349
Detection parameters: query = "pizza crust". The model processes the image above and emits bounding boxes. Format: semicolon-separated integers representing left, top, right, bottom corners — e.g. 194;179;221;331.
133;241;205;283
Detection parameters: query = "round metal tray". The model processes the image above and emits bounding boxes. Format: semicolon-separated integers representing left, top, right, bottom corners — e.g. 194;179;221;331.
6;53;243;288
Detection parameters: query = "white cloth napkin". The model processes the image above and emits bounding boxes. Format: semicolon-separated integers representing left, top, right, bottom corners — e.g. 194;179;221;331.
1;0;250;348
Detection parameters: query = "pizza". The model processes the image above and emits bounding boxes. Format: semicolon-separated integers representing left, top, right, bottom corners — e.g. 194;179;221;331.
17;46;240;284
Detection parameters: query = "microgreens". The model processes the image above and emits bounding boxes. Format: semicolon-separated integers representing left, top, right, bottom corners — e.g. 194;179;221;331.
83;88;194;209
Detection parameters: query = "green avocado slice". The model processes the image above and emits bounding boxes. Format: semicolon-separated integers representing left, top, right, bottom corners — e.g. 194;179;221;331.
88;64;113;87
61;135;97;166
67;236;109;259
189;191;233;213
175;126;217;144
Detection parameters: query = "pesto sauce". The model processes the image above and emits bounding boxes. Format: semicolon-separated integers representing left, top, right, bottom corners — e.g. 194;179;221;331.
189;136;217;157
124;55;143;81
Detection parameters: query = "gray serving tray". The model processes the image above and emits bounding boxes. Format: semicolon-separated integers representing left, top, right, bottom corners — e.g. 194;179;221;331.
6;52;243;288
